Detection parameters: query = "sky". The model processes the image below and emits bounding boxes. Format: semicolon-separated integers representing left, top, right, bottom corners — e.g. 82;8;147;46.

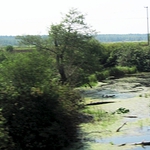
0;0;150;35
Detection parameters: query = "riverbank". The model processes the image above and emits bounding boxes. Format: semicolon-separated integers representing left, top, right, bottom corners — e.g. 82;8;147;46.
77;73;150;150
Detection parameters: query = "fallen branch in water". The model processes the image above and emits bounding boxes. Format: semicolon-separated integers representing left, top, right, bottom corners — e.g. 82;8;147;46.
116;122;127;132
133;141;150;146
123;115;137;118
119;141;150;147
86;101;115;106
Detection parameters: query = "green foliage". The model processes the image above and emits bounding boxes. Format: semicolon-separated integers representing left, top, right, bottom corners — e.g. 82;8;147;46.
95;70;109;81
48;9;99;84
5;45;14;52
112;108;130;114
0;109;14;149
2;51;56;87
115;66;137;74
109;66;137;77
16;35;46;50
88;74;97;86
109;67;125;77
102;42;150;72
17;9;104;86
0;52;7;63
82;107;109;121
96;66;137;81
0;51;82;150
1;85;81;150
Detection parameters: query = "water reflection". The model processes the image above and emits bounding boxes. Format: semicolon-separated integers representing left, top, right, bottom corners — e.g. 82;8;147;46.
96;126;150;150
133;146;149;150
84;89;138;99
96;134;150;144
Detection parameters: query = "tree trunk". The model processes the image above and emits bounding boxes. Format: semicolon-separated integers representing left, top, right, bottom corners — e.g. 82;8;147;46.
55;40;67;84
59;65;67;84
56;54;67;84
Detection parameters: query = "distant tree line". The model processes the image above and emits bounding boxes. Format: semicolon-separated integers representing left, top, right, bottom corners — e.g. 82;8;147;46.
0;34;148;46
0;36;19;46
96;34;147;42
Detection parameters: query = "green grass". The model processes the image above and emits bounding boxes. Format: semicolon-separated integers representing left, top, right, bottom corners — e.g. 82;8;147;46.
82;107;109;122
14;46;36;50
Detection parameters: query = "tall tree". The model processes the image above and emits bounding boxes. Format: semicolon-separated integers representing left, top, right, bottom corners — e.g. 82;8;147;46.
49;8;96;84
17;8;102;85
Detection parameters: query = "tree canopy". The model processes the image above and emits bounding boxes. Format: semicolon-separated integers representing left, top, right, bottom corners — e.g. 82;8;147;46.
17;8;103;86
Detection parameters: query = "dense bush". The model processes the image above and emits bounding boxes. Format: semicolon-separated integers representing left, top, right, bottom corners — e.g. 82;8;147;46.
5;45;14;52
96;66;137;81
0;52;7;62
102;42;150;72
109;66;137;77
0;51;82;150
0;109;14;149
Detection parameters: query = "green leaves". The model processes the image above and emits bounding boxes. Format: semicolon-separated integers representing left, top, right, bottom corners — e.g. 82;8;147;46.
14;9;104;86
5;45;14;52
49;9;100;85
113;108;130;114
2;51;54;88
0;50;82;149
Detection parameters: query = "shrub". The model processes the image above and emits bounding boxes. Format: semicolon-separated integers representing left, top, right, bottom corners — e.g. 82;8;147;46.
109;67;125;77
96;70;110;81
88;74;97;86
0;109;14;149
0;51;82;150
0;52;7;62
5;45;14;52
120;66;137;74
1;84;81;150
102;42;150;72
96;66;137;81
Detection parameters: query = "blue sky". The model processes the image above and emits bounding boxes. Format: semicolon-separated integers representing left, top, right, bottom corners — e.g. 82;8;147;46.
0;0;150;35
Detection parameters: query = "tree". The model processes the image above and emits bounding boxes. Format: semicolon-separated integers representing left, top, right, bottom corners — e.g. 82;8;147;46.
17;8;103;86
5;45;14;52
